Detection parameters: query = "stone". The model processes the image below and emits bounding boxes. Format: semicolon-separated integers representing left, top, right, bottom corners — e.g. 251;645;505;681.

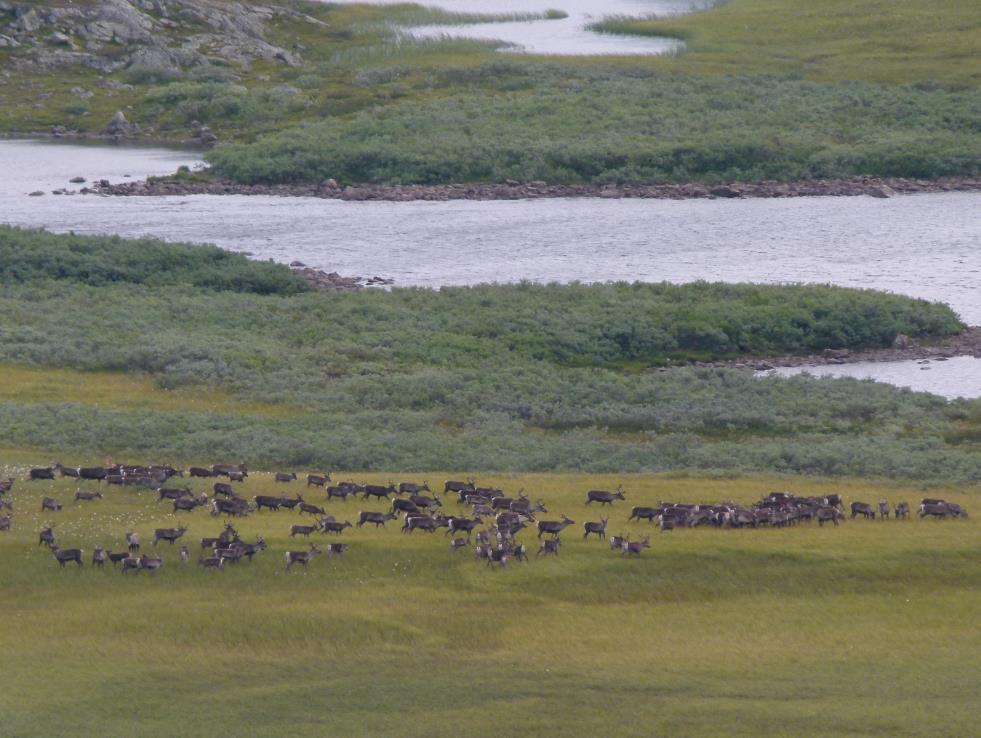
866;185;895;199
104;110;130;136
15;5;42;33
69;176;86;183
28;190;44;196
319;178;339;190
196;126;217;144
46;31;72;46
709;185;740;198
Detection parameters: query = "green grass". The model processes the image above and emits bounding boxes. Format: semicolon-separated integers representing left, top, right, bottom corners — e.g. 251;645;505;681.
1;469;977;736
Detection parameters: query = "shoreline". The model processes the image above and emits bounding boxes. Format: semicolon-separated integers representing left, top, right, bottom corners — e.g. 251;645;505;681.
85;175;981;202
700;327;981;371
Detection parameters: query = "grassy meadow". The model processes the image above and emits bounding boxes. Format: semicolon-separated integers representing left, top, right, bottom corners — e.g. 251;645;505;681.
2;0;978;184
0;465;977;737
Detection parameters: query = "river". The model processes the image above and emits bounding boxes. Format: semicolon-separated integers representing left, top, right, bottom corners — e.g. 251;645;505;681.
2;139;980;397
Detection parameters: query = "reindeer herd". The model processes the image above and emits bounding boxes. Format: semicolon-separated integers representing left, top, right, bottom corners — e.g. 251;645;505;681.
0;464;970;575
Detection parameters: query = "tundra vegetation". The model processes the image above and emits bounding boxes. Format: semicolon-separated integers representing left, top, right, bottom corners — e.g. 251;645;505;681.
2;229;980;480
0;0;978;184
0;466;977;736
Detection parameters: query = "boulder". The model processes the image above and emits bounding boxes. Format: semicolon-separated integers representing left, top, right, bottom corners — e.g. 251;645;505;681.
15;5;43;33
709;185;740;198
866;185;895;199
892;334;912;349
104;110;131;136
46;31;73;46
69;176;86;183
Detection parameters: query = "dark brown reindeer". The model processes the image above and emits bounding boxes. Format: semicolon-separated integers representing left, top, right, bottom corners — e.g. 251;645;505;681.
275;472;298;483
446;515;482;536
173;494;208;513
409;493;442;510
199;555;224;569
153;525;188;546
298;500;327;516
278;494;304;511
449;536;470;552
107;550;130;566
212;463;247;478
41;497;63;512
399;481;430;495
919;502;950;519
609;534;627;551
536;514;574;538
392;498;420;516
895;501;911;519
538;538;561;556
73;489;103;502
402;514;439;533
201;524;240;549
213;482;235;497
628;506;659;524
211;497;250;517
189;466;215;478
140;554;163;573
255;494;284;512
850;502;876;519
50;545;84;567
622;537;651;556
285;544;322;570
362;483;396;501
157;486;192;502
39;526;56;547
583;516;609;540
235;537;268;561
78;467;108;481
30;464;62;480
816;507;844;527
120;555;143;574
325;543;349;557
228;470;247;482
290;524;319;538
586;485;625;506
357;511;397;528
326;485;357;502
307;473;331;488
319;519;352;535
444;478;476;496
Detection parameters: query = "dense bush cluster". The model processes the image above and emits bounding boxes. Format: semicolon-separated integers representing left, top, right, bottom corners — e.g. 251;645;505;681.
206;71;981;185
0;227;308;295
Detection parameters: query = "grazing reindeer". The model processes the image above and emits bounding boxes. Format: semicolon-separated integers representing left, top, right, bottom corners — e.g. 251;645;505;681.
895;501;911;519
290;524;319;538
449;537;470;552
92;546;106;568
285;544;322;570
39;526;56;547
586;485;625;505
41;497;63;512
153;525;188;546
537;514;574;538
850;502;876;519
325;543;348;557
179;544;189;565
307;473;331;488
50;546;84;567
583;516;609;540
199;555;224;569
320;519;352;535
878;500;891;519
538;538;561;556
213;482;235;497
276;472;298;483
173;494;208;513
74;490;102;502
357;511;397;528
363;483;396;501
622;537;651;556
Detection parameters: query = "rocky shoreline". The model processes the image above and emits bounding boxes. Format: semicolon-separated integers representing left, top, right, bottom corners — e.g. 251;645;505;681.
289;264;393;292
701;327;981;371
84;175;981;202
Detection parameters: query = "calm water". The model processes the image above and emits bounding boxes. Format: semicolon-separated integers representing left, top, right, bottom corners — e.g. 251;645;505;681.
2;140;980;397
327;0;703;55
760;357;981;401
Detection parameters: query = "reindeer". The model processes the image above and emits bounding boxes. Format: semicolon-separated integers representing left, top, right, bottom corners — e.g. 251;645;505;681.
409;493;442;510
307;473;331;488
537;514;574;538
91;545;106;568
39;526;56;547
41;497;63;512
628;506;659;524
298;501;327;516
291;524;319;538
402;515;438;534
285;544;322;570
609;534;627;551
213;482;235;497
919;502;950;519
326;485;357;502
50;546;84;567
444;478;476;496
878;500;891;519
0;514;11;532
189;467;215;478
254;495;284;512
235;537;268;561
399;481;430;495
153;525;187;546
449;537;470;552
179;544;189;565
586;485;625;506
363;483;396;501
173;494;208;513
325;543;348;557
446;515;482;536
509;497;546;515
850;502;876;519
212;497;250;517
140;554;163;573
199;555;224;569
538;538;561;556
157;487;191;503
895;501;911;519
392;498;420;516
357;511;397;528
275;472;297;483
0;477;14;494
30;464;62;480
622;537;651;556
74;490;102;502
816;507;844;527
278;494;304;511
320;519;352;535
583;516;608;541
120;555;143;574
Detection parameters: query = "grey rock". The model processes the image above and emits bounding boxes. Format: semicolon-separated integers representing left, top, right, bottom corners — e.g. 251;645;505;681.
866;185;895;199
104;110;131;136
28;190;44;196
69;176;86;183
46;31;72;46
15;6;42;33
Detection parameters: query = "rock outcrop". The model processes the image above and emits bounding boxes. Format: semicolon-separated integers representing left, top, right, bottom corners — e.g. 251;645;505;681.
0;0;324;73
